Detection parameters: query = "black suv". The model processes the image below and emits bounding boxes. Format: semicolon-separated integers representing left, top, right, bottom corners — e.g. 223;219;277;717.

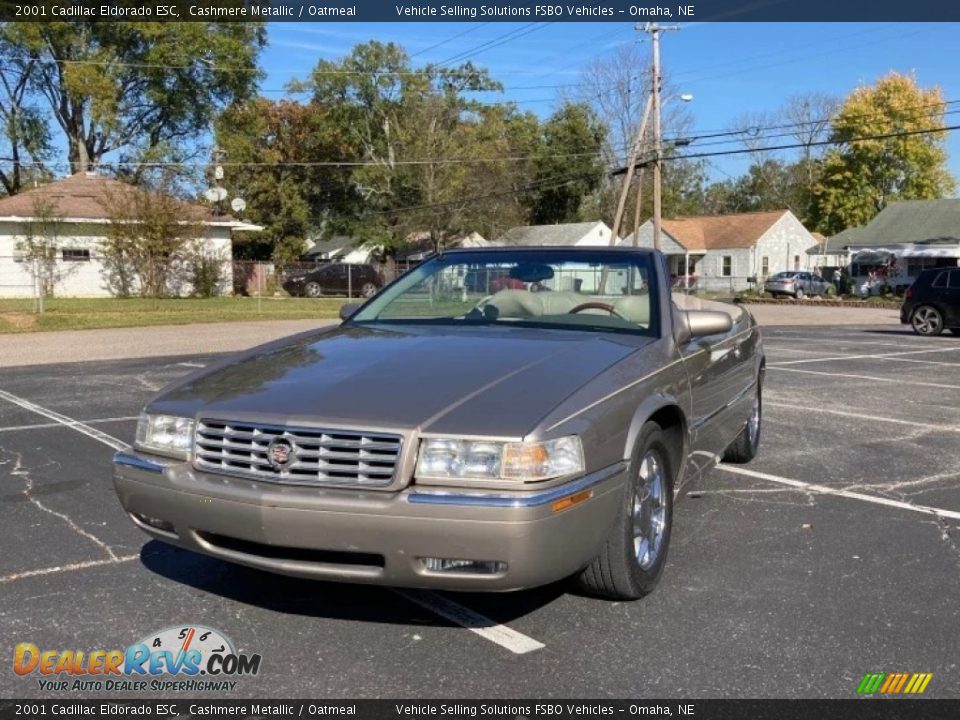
901;267;960;336
283;263;382;298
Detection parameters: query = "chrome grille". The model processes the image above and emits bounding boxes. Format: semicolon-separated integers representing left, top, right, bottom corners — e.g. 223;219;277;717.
194;419;403;487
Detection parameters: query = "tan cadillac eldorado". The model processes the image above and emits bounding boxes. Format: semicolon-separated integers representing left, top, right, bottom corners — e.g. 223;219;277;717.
113;246;764;600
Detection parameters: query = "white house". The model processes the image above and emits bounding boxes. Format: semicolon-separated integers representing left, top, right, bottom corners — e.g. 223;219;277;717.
0;173;260;298
622;210;820;291
813;200;960;293
495;221;615;247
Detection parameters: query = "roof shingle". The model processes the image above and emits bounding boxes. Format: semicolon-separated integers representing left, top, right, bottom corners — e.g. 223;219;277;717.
496;221;608;246
658;210;787;251
0;173;233;223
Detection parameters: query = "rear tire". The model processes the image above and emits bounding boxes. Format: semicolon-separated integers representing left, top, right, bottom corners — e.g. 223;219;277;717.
912;305;944;336
577;422;674;601
361;282;378;298
722;381;762;464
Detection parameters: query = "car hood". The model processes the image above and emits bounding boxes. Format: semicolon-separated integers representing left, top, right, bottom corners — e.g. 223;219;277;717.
150;324;646;438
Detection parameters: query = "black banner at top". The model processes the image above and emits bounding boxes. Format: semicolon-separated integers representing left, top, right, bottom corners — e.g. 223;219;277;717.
2;0;960;22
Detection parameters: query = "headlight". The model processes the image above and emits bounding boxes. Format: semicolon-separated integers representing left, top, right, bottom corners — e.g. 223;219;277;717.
416;436;584;482
135;413;195;459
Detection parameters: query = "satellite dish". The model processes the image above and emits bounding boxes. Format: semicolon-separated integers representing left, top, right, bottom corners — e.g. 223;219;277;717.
205;186;228;202
203;188;220;203
214;165;224;181
230;198;247;214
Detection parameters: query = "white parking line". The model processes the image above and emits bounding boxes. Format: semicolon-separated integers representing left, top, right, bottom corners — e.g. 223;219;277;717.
766;402;960;433
768;346;960;367
767;366;960;390
0;388;127;450
763;335;939;348
392;589;545;655
716;465;960;521
0;416;137;434
0;555;140;584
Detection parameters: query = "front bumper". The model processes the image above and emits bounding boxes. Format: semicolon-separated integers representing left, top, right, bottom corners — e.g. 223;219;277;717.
112;450;627;591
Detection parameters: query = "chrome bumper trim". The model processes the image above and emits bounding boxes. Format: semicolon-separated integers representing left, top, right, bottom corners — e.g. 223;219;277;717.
406;462;626;508
112;451;168;474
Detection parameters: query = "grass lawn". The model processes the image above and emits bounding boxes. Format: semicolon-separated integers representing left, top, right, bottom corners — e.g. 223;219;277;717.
0;296;347;333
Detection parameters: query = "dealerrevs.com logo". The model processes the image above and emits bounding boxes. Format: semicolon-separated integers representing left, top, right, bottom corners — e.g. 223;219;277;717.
13;625;261;693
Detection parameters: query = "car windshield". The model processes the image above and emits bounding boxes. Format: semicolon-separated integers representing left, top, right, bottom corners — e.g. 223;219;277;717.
350;249;659;336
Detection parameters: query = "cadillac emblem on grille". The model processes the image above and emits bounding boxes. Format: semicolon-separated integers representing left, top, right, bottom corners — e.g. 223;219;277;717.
267;438;295;469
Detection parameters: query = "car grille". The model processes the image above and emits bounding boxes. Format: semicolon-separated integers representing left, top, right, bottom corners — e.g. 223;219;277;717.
193;419;403;487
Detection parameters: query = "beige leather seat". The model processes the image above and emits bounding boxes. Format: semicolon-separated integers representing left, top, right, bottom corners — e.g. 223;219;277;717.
613;295;651;325
486;289;543;318
537;290;583;316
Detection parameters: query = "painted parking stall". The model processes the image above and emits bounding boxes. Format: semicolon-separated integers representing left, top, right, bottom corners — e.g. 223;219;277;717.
0;325;958;697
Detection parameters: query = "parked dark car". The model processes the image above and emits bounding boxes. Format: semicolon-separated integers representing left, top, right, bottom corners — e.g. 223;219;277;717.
901;267;960;336
764;271;832;298
284;263;382;298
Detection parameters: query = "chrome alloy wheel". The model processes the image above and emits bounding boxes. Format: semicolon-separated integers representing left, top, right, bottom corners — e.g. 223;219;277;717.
633;450;667;571
748;395;761;447
913;306;943;335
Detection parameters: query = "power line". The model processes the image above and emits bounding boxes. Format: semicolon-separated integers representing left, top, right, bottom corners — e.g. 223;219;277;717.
409;23;492;59
435;22;549;67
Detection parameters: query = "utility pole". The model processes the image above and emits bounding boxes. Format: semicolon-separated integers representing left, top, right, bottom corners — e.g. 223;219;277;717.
608;93;652;246
631;168;644;246
643;22;679;250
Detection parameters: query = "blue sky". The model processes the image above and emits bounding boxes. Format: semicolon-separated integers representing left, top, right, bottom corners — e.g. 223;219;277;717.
262;21;960;187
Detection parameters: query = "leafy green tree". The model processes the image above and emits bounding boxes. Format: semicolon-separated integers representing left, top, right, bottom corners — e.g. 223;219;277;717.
1;21;265;174
525;102;606;225
293;41;505;259
0;34;52;195
813;72;956;234
215;98;354;261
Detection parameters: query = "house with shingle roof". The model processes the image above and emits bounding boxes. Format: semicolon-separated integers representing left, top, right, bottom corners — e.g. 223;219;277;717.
0;172;260;297
495;221;614;247
622;209;819;291
814;200;960;292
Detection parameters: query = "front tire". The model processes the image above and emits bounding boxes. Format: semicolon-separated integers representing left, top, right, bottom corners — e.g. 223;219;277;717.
577;422;674;601
360;282;378;298
722;382;762;463
304;281;322;298
912;305;944;336
795;287;805;299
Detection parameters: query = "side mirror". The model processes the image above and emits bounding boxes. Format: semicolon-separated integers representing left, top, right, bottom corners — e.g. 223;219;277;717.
676;309;733;342
339;302;360;321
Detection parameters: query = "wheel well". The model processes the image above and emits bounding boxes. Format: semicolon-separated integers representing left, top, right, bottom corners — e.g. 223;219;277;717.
648;405;686;479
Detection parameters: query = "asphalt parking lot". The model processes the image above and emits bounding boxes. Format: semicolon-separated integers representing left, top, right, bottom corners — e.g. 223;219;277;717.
1;323;958;699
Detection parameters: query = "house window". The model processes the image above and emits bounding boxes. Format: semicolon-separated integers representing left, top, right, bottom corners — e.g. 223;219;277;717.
61;248;91;262
761;256;769;276
721;256;732;277
793;255;801;271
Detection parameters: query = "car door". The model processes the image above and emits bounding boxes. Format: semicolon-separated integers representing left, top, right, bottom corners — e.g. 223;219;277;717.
329;264;350;294
944;270;960;325
676;306;756;473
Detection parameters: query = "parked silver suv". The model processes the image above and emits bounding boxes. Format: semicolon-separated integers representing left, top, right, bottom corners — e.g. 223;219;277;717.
764;271;832;299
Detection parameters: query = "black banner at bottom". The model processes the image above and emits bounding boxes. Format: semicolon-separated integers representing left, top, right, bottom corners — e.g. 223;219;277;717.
0;700;958;720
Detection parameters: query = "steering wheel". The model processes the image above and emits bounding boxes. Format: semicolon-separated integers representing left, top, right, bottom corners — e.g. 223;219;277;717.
569;302;628;321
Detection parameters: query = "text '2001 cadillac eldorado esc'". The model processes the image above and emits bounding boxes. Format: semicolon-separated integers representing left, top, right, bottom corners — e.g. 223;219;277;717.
113;247;764;600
